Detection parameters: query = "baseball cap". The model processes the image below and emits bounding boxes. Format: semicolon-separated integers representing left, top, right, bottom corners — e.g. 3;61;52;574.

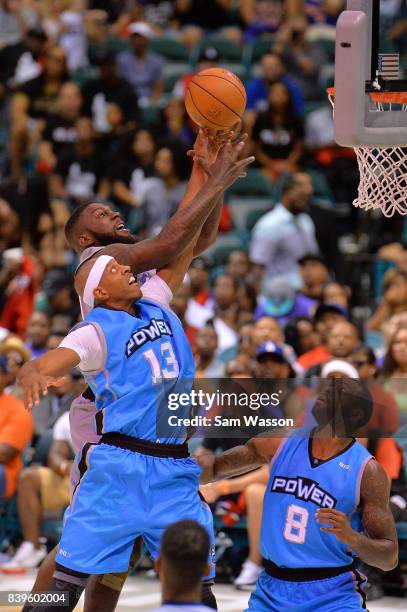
199;46;221;63
128;22;153;39
314;302;349;321
256;341;288;363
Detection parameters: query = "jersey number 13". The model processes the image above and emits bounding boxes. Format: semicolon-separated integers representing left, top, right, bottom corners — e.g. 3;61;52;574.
143;342;179;383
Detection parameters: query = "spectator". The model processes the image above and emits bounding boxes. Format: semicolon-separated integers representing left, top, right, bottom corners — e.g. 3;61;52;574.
116;22;163;107
41;267;78;331
284;316;319;358
0;247;37;337
173;46;221;103
0;333;31;399
82;50;138;135
111;128;169;235
255;277;315;326
0;354;33;501
225;355;253;377
159;98;194;148
273;15;326;101
10;45;68;177
297;302;348;369
255;341;295;379
321;281;350;309
152;519;213;612
236;282;258;327
252;81;304;180
195;323;225;377
25;312;50;359
382;325;407;421
31;366;77;439
170;283;198;352
305;319;360;378
1;410;73;573
245;52;304;123
366;270;407;331
0;0;39;49
250;172;318;289
225;250;251;283
349;345;400;436
0;26;46;89
49;116;110;206
298;253;329;301
154;141;192;217
218;319;256;364
239;0;285;40
174;0;240;47
212;274;239;354
37;82;83;173
185;258;214;329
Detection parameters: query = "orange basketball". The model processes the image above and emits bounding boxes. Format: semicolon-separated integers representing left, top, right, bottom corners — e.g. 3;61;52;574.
185;67;247;131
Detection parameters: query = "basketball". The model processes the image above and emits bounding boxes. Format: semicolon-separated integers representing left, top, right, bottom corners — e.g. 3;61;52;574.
185;67;247;131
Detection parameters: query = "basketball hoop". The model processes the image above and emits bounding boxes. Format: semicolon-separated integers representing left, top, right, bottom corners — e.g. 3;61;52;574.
327;87;407;217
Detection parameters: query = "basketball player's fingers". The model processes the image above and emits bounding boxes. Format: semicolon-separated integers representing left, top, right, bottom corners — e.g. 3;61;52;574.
32;381;41;406
319;526;339;534
24;388;33;411
234;155;255;171
316;509;346;520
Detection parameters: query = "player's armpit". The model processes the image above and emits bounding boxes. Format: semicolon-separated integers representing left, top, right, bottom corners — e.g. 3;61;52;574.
356;459;399;571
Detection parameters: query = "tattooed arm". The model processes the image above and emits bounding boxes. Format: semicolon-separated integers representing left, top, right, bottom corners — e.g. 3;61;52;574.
197;435;283;484
316;460;398;571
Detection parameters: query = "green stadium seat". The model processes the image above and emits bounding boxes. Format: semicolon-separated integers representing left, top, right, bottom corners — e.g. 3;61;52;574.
205;231;248;266
150;38;189;62
227;169;273;197
311;38;336;63
138;105;161;129
306;169;334;201
164;72;182;94
243;36;275;66
229;197;272;231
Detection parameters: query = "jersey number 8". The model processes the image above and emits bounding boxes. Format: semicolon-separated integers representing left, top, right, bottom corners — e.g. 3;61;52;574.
284;504;309;544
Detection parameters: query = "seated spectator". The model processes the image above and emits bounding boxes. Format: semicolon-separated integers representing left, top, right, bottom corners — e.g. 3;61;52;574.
185;258;214;330
225;355;253;377
82;50;138;135
239;0;285;40
154;141;191;217
116;22;163;107
381;325;407;421
366;270;407;331
152;519;213;612
284;316;319;358
49;116;110;207
252;81;304;180
41;267;79;335
31;365;77;439
218;320;256;364
10;45;68;177
24;312;50;359
255;277;315;327
212;274;239;354
298;253;329;301
0;334;31;399
297;302;348;369
159;98;195;148
225;250;251;283
250;173;318;289
0;26;46;89
349;346;400;436
237;281;257;325
273;15;326;101
245;52;304;125
0;0;39;49
174;0;241;47
201;464;270;589
0;247;37;338
112;128;169;235
0;355;33;501
37;82;83;174
1;409;73;573
321;281;350;309
195;323;225;378
173;46;221;102
305;319;360;378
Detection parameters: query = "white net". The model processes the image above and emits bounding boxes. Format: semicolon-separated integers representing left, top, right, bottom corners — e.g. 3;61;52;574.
327;88;407;217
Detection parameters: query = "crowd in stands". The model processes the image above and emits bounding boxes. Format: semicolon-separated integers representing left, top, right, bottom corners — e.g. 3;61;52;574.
0;0;407;599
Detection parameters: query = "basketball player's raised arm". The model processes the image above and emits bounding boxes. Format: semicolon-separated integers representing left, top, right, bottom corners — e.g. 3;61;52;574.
198;435;283;484
102;137;253;274
17;347;81;410
316;460;398;571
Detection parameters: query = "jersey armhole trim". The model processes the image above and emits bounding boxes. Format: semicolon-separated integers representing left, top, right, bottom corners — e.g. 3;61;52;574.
355;455;374;509
79;321;108;375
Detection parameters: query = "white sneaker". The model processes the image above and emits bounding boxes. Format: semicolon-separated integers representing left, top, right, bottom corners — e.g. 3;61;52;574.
1;541;47;574
234;559;263;590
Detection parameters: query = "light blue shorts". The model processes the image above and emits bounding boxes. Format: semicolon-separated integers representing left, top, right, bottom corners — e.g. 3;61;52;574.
56;442;215;577
246;569;367;611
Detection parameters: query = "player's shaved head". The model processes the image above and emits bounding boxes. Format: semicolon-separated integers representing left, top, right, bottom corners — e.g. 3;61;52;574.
64;202;137;253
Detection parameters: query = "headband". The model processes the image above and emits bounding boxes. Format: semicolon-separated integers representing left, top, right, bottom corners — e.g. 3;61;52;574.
321;360;359;379
82;255;114;314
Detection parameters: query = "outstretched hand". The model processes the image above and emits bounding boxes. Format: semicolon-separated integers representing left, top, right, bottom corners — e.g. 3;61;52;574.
205;138;254;191
19;369;67;410
188;122;246;175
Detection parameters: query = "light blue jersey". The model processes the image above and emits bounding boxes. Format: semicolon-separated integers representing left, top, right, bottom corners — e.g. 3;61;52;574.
261;432;372;568
78;298;195;442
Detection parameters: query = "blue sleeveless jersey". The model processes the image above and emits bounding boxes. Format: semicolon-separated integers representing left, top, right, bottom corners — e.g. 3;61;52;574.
261;431;372;568
77;299;195;443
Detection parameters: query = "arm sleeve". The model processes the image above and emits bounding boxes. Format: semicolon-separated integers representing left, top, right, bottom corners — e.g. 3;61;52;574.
59;325;104;372
141;274;173;307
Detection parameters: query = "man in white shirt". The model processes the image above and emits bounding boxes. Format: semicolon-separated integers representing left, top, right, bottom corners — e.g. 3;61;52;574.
250;172;319;290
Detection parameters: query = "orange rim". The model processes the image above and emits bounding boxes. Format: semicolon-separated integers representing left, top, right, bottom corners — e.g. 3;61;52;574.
326;86;407;104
